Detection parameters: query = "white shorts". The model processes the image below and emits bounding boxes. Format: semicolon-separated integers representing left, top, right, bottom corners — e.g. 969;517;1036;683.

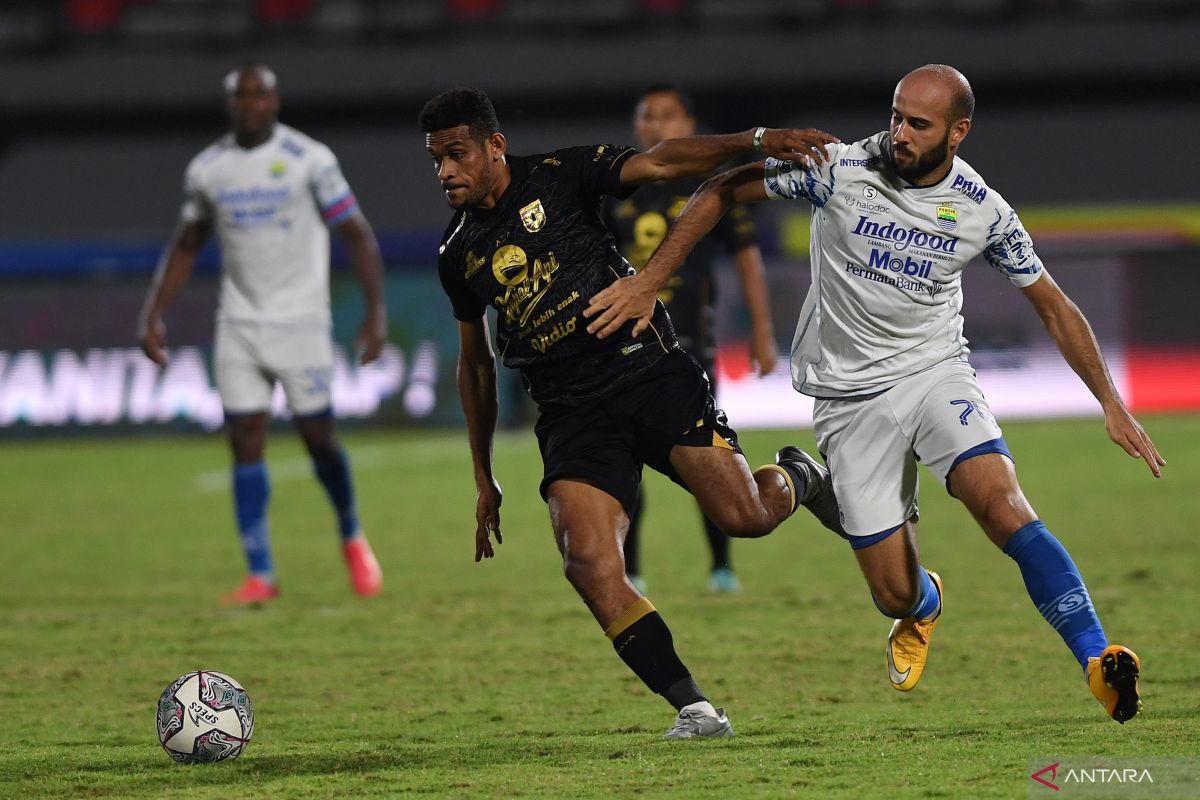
812;359;1009;543
213;318;334;416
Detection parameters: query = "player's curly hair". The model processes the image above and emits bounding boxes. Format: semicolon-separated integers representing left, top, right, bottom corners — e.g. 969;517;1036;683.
418;87;500;142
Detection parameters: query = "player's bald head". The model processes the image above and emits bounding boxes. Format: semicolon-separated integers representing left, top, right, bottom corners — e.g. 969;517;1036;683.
224;63;278;95
897;64;974;124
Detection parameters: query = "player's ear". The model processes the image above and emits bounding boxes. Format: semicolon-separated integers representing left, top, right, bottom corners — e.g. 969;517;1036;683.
487;132;506;161
950;118;971;149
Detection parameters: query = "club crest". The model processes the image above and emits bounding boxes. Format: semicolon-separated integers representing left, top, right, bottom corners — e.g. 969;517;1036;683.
936;204;958;231
519;199;547;233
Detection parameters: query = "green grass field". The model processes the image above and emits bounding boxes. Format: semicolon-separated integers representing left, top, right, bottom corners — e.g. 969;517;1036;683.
2;416;1198;799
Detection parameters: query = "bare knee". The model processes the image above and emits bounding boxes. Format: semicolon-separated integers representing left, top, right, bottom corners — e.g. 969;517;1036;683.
707;497;774;538
972;489;1036;546
871;579;920;618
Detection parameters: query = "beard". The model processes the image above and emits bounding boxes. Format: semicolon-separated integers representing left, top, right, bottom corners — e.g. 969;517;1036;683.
888;130;950;184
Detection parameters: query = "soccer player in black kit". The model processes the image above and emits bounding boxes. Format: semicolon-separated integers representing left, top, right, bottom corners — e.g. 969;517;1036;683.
604;84;779;595
420;87;840;738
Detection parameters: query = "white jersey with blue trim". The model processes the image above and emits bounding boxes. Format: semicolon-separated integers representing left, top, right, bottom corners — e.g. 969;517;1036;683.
180;123;359;325
764;130;1043;398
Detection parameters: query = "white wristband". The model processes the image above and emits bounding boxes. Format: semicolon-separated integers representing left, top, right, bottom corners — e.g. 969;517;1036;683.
752;126;767;152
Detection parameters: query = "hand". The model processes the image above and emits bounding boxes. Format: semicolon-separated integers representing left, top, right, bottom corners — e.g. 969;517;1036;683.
751;329;778;376
759;128;840;167
355;311;386;365
1105;406;1165;477
139;314;169;368
584;273;658;340
474;477;503;562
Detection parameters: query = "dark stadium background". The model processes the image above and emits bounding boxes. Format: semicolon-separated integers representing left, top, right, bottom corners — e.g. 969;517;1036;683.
1;0;1197;433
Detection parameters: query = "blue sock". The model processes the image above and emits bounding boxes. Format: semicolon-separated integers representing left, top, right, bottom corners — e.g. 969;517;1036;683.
910;568;941;620
233;462;272;577
1003;520;1107;672
314;448;360;542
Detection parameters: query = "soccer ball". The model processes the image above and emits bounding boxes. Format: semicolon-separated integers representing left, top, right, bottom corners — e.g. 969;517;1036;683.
156;670;254;763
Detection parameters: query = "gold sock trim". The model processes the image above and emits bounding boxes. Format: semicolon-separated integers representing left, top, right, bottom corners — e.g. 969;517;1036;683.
758;463;798;514
605;596;656;641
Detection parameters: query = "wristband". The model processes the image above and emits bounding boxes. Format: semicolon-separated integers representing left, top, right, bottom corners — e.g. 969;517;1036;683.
752;126;767;152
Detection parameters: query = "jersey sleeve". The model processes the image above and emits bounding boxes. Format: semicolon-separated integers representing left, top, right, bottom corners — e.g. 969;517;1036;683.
562;144;639;202
179;159;211;225
762;142;840;208
437;250;486;321
982;196;1043;287
309;144;360;227
712;203;758;253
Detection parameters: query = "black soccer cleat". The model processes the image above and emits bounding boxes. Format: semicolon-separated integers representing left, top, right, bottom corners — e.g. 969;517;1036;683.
775;446;846;536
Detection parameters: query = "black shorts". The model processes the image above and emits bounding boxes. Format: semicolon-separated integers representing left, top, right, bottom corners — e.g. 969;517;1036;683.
534;349;742;518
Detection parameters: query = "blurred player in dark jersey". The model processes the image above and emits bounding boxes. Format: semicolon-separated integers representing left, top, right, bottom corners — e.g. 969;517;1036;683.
420;87;841;738
604;84;778;594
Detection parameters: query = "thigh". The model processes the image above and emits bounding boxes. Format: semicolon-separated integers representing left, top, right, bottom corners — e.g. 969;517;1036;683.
628;350;743;483
262;323;335;416
908;360;1006;488
535;402;642;520
815;394;919;539
214;321;273;415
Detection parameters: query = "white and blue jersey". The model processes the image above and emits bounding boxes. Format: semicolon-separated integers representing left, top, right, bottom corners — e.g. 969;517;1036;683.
180;123;359;325
764;131;1043;398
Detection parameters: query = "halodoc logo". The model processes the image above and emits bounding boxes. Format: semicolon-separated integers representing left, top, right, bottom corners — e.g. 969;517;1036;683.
1027;757;1198;798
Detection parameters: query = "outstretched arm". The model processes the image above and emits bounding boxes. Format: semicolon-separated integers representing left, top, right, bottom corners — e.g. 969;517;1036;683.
457;317;504;560
731;243;778;376
587;162;769;338
1022;271;1165;476
619;127;837;187
334;212;388;364
138;219;211;368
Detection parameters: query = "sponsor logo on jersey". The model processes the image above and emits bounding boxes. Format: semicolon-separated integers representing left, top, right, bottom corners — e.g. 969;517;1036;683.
863;185;878;199
840;157;881;168
950;175;987;204
492;247;562;326
936;204;957;231
867;247;934;279
852;215;959;254
845;197;891;214
519;199;547;233
464;250;486;279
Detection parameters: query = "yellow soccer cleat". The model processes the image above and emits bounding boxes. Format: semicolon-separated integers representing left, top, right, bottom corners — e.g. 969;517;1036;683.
886;570;943;692
1087;644;1142;723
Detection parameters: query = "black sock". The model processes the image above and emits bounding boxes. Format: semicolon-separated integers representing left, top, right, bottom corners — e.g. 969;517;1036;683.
606;598;702;710
774;462;810;512
702;513;730;571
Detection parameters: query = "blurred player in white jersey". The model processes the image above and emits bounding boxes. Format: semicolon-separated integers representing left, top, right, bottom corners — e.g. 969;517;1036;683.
139;63;386;604
587;64;1164;723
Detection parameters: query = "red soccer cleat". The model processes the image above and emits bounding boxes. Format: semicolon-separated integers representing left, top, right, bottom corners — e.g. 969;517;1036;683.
219;575;280;606
343;536;382;597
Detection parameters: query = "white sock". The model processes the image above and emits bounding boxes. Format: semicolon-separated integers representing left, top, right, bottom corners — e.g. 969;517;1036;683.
681;700;718;718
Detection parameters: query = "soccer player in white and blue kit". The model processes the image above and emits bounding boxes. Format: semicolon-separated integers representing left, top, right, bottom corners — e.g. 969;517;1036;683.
139;64;386;604
587;65;1165;723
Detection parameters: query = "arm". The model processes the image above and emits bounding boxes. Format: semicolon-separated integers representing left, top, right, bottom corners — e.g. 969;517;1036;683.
1021;271;1165;476
619;127;837;187
731;244;778;376
137;220;211;368
587;162;769;338
457;317;504;560
334;213;387;364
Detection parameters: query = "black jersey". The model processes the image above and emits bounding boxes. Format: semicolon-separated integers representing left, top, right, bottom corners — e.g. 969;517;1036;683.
603;176;757;362
438;145;678;409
